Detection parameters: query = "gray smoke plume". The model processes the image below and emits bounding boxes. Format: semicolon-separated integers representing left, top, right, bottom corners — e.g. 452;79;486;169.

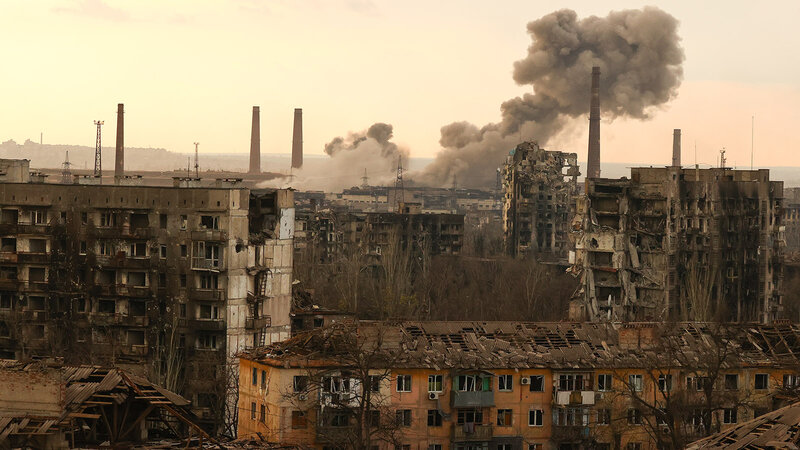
415;7;684;188
274;122;406;191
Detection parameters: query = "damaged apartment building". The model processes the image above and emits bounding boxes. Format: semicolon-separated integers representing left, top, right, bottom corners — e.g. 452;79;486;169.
295;202;464;265
0;161;294;434
502;141;580;261
572;165;784;323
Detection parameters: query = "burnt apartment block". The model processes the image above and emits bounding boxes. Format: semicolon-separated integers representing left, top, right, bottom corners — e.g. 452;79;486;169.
0;170;294;434
501;141;580;261
572;166;784;323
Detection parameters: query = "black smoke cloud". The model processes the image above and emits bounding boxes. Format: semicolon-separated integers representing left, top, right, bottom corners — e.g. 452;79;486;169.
414;7;685;188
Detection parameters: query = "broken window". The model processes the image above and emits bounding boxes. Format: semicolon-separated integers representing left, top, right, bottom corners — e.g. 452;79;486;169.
29;267;45;282
197;333;218;349
0;292;12;309
127;330;145;346
1;209;18;224
627;408;642;425
428;410;443;427
100;212;116;227
180;215;187;230
597;374;612;391
457;409;483;425
29;239;46;253
96;270;115;285
293;375;308;392
658;374;673;392
628;374;643;392
199;304;219;319
755;373;768;390
159;214;167;229
0;267;17;280
99;241;114;256
127;272;147;287
199;273;218;289
180;244;187;257
0;238;16;253
98;299;116;314
130;213;149;229
725;374;739;390
528;409;544;426
28;325;45;340
558;374;586;391
160;245;167;258
497;409;512;426
28;296;45;311
498;374;512;392
291;411;307;429
129;242;147;257
129;301;146;316
529;375;545;392
192;242;221;269
395;409;411;427
200;215;219;230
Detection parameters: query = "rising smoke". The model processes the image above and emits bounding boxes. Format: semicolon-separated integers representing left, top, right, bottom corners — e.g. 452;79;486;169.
414;6;685;188
281;122;407;191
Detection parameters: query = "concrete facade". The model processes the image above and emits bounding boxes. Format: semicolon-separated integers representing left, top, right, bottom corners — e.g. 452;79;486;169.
502;142;580;261
571;167;784;323
0;177;294;434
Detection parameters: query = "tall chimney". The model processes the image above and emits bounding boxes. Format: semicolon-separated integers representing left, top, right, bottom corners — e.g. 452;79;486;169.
249;106;261;174
114;103;124;183
586;66;601;178
291;108;303;169
672;129;681;167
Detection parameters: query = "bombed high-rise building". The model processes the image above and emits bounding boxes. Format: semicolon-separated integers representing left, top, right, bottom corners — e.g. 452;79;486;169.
571;166;784;323
502;141;580;261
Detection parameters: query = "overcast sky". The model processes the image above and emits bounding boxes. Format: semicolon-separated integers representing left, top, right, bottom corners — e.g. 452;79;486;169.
2;0;799;170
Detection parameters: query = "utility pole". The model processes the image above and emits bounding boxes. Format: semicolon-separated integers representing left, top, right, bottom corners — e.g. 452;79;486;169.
93;120;104;178
193;142;200;178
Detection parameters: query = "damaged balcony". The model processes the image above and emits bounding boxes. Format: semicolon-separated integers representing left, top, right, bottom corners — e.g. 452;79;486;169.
452;423;493;442
451;373;495;408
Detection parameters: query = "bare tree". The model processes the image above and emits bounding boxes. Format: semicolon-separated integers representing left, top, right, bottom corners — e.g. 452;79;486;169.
280;323;404;450
611;323;755;449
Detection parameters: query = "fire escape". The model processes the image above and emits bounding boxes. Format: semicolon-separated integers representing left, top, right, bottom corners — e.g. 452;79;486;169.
246;268;272;347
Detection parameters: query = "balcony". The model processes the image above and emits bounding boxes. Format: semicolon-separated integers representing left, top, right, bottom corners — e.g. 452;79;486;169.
191;230;228;242
0;253;17;263
191;259;222;271
19;310;47;322
552;425;591;441
24;281;49;292
452;424;493;442
17;224;50;235
127;228;154;239
126;286;152;297
245;316;271;329
554;390;596;405
189;319;226;331
17;253;50;264
451;390;495;408
188;288;224;302
0;279;21;290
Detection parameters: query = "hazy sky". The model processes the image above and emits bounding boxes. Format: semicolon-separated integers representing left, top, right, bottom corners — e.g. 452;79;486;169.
2;0;799;171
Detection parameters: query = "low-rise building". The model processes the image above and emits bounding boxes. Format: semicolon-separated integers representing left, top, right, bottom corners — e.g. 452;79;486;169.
237;321;800;449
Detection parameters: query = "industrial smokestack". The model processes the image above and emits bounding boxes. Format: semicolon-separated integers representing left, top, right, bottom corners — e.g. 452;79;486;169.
292;108;303;169
672;129;681;167
114;103;124;183
586;66;601;178
249;106;261;174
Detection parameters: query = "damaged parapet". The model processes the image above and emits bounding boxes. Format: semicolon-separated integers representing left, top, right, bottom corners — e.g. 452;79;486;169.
570;166;784;323
501;141;580;261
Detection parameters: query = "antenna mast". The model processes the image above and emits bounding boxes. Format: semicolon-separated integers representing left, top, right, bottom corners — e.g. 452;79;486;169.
394;156;405;212
193;142;200;178
719;148;727;169
751;115;755;170
61;151;72;184
361;168;369;188
93;120;104;178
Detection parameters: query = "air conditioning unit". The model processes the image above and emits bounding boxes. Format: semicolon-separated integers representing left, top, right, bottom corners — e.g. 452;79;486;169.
298;394;307;401
428;392;440;400
520;377;531;385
